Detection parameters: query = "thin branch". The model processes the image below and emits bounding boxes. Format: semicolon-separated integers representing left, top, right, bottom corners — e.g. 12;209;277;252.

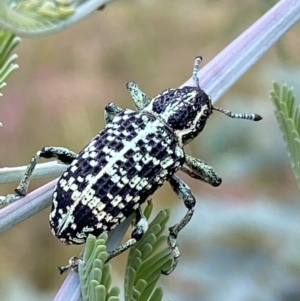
0;162;66;184
0;179;57;233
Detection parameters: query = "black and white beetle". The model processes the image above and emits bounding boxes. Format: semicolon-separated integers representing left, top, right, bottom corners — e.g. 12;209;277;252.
0;56;262;275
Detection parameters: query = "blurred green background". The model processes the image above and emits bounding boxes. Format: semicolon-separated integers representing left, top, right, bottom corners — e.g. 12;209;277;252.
1;0;300;300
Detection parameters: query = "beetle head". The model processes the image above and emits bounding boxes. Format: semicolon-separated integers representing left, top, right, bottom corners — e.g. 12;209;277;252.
148;86;213;146
145;56;262;147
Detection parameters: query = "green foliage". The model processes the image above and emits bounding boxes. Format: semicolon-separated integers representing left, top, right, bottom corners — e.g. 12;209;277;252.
0;30;20;96
270;82;300;189
0;0;75;32
79;234;120;301
125;204;172;301
79;204;173;301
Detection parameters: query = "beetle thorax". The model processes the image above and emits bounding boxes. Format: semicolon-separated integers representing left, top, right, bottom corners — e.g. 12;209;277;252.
145;86;213;146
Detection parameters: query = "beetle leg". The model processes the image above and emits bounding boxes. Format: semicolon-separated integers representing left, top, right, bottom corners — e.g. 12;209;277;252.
57;256;81;274
105;83;150;122
0;146;77;206
106;206;148;261
104;102;123;124
163;175;196;275
181;153;222;187
126;81;151;111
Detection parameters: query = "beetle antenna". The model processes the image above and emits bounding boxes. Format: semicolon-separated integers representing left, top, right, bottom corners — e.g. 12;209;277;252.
192;56;262;122
213;106;262;121
193;56;203;88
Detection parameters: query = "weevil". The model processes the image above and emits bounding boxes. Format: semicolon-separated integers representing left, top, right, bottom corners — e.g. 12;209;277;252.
0;56;262;275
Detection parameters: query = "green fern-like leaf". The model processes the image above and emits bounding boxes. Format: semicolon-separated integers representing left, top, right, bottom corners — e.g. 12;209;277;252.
79;204;173;301
0;29;20;126
0;30;20;95
79;233;120;301
270;82;300;189
125;204;172;301
0;0;75;33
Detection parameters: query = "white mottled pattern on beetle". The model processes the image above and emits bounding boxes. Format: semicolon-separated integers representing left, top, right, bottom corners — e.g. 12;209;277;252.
50;109;185;244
